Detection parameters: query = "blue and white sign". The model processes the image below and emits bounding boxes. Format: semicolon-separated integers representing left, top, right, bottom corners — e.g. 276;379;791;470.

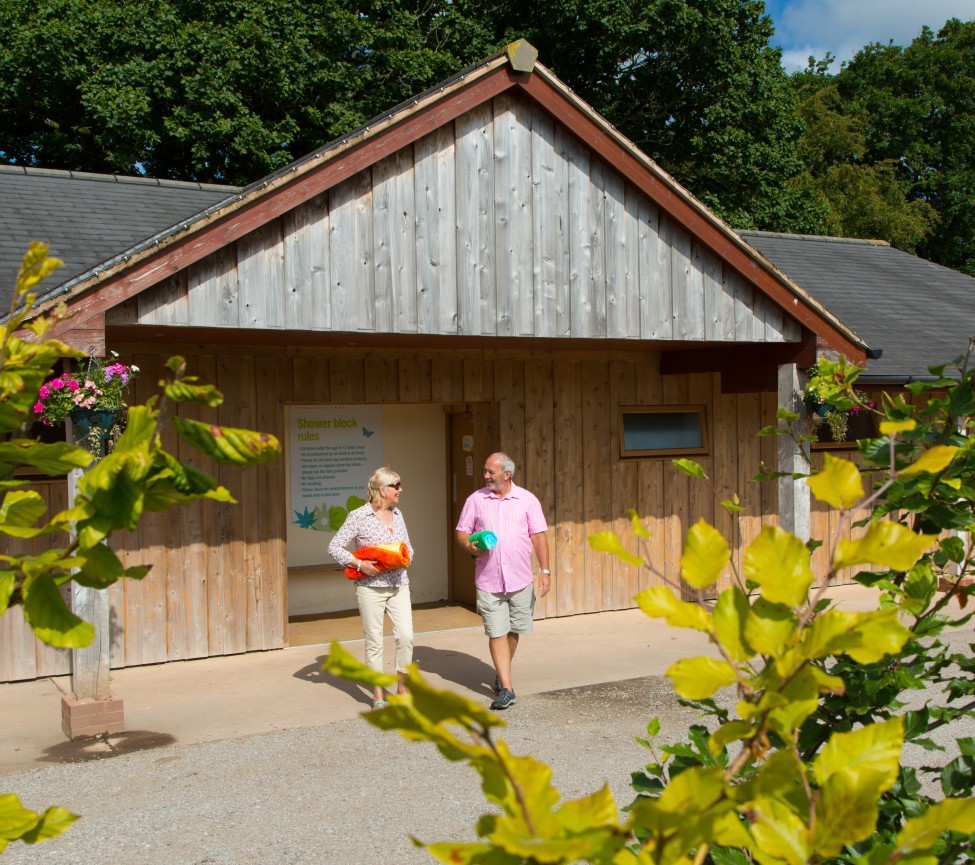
289;404;383;535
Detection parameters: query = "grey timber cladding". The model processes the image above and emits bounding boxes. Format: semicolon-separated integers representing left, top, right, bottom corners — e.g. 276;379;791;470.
125;97;800;344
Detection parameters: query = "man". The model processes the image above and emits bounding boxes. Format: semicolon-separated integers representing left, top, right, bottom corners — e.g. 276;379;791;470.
454;452;551;710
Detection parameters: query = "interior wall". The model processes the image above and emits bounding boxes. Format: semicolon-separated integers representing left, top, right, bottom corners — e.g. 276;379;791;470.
287;403;448;615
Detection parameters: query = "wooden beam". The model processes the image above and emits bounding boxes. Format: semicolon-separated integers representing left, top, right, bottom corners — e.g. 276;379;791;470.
660;337;817;383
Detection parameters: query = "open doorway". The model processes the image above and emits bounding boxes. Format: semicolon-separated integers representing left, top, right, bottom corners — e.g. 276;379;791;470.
448;409;479;605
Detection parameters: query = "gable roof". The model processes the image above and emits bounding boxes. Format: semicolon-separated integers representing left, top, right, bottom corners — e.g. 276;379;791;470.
742;231;975;381
7;43;868;363
0;165;238;312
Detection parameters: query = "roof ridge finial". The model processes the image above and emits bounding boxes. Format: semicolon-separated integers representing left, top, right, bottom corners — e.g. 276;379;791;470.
506;39;538;73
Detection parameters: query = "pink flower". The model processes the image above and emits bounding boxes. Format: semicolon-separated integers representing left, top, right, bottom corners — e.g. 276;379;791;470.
33;401;44;413
50;378;64;390
38;384;50;399
68;379;80;392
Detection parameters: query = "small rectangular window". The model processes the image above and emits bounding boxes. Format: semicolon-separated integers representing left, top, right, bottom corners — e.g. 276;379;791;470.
619;405;709;458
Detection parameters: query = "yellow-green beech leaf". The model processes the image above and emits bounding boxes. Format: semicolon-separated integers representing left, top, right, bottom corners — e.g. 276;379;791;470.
425;842;495;864
744;598;798;658
750;797;810;865
738;690;788;723
681;519;729;588
554;784;619;832
626;509;652;538
588;531;644;567
0;794;78;849
398;664;503;732
709;720;755;755
21;574;95;648
807;453;864;509
806;665;846;696
899;445;959;476
667;656;738;699
880;419;917;434
0;440;92;476
767;666;823;737
489;825;625;865
480;741;561;828
629;767;727;832
0;571;15;618
635;586;711;632
833;522;937;572
743;750;804;803
896;797;975;853
801;608;911;664
743;526;814;606
814;717;903;791
0;490;47;528
323;641;397;689
812;772;884;856
0;793;39;847
673;458;707;478
712;809;755;849
711;586;754;662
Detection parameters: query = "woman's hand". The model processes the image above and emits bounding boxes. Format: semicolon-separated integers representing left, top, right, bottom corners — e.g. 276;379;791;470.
357;559;379;577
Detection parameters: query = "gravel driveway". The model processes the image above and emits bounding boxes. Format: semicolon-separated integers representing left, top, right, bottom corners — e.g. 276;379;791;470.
2;677;698;865
3;608;971;864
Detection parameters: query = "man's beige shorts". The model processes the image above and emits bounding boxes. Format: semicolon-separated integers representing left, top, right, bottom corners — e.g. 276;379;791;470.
476;584;536;638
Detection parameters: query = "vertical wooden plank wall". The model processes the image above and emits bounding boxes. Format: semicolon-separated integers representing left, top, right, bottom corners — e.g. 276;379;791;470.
3;344;872;682
0;481;70;680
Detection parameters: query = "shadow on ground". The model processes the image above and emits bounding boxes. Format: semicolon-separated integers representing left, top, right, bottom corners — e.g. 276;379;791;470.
40;730;177;763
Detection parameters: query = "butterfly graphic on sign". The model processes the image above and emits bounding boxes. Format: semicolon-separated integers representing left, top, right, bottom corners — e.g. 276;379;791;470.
362;427;374;438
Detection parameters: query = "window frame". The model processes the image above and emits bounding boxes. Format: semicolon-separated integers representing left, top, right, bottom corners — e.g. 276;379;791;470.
618;404;709;459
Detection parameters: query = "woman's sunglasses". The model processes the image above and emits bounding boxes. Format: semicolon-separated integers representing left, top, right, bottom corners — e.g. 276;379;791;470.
388;482;402;490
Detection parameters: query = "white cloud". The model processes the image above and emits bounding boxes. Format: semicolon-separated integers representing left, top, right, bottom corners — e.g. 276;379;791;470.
771;0;975;71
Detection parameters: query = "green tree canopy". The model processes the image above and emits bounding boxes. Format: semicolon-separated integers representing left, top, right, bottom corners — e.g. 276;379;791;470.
0;0;820;230
792;18;975;273
464;0;824;231
0;0;495;184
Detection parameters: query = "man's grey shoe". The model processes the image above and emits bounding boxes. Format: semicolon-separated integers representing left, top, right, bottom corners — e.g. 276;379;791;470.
491;688;517;710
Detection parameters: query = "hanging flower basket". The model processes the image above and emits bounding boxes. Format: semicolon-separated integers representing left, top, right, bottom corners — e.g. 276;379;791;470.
33;352;138;457
801;360;875;445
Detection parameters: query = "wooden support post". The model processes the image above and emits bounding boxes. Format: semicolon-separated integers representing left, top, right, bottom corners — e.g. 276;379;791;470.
777;362;810;541
62;418;124;739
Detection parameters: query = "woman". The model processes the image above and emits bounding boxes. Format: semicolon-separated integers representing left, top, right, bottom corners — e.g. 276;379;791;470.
328;467;414;709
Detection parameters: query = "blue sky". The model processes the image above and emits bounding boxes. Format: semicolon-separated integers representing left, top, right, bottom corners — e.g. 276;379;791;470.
763;0;975;72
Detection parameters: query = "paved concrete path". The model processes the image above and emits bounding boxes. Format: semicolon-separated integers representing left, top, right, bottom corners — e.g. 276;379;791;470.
6;583;968;865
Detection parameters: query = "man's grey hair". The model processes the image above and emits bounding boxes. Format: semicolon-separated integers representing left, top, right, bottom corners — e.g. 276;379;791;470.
495;453;516;476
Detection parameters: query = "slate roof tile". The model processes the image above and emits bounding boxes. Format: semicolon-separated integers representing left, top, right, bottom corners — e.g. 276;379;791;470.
741;231;975;381
0;165;238;312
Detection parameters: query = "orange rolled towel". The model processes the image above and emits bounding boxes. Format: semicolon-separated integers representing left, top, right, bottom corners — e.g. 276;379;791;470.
344;542;412;580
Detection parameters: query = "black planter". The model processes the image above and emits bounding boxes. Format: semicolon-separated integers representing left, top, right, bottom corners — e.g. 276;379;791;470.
69;407;126;442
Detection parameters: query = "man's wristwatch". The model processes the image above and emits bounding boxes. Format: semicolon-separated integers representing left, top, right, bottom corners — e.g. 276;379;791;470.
540;569;551;575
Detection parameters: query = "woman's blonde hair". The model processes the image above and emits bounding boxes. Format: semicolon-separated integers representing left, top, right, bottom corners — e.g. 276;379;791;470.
366;467;401;506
